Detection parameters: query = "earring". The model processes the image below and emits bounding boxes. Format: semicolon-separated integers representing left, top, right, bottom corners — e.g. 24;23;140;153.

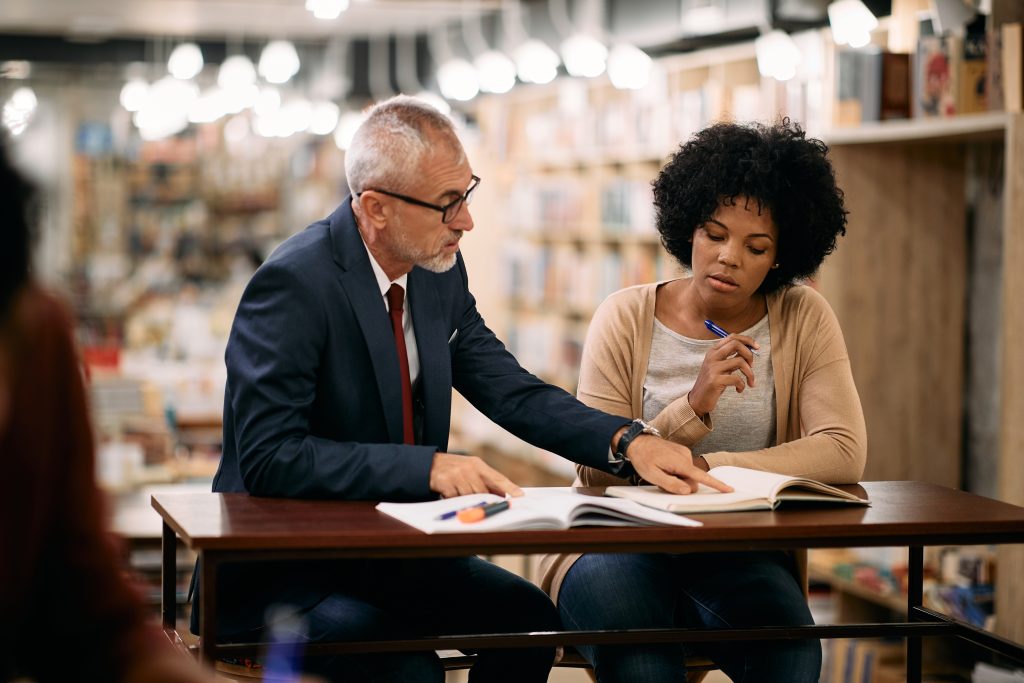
772;263;780;269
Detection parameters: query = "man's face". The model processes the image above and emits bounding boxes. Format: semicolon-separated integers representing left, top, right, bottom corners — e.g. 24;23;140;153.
381;146;476;274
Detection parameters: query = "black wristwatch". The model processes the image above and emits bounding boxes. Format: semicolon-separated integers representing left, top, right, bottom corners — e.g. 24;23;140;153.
612;418;661;464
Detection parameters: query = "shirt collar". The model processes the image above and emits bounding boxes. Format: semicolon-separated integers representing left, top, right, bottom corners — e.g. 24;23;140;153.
361;237;409;297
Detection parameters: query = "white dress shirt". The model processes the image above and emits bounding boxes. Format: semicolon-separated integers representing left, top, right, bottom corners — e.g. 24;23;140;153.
362;240;421;386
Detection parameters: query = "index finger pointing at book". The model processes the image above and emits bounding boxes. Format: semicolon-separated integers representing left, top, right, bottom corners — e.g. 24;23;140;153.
660;462;732;494
697;471;733;493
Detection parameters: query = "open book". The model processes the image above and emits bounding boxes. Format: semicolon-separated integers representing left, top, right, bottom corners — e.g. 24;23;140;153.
606;466;870;514
376;487;702;534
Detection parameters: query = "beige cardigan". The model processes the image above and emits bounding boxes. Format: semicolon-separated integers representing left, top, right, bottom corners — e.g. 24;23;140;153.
538;280;868;603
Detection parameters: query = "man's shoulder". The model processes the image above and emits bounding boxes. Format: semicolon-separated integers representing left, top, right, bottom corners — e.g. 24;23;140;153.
266;220;331;266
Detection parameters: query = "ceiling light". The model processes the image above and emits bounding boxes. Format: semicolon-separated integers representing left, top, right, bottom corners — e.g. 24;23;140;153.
168;42;204;80
119;79;149;112
133;76;197;140
514;39;560;85
310;101;340;135
333;111;365;150
438;58;480;101
218;55;257;89
259;40;301;84
560;33;607;78
305;0;349;20
755;30;802;81
475;50;517;94
607;43;652;90
827;0;878;48
254;87;281;117
2;86;37;136
189;88;237;124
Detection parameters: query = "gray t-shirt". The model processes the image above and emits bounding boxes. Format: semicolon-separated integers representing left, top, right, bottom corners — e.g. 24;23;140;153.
643;315;776;457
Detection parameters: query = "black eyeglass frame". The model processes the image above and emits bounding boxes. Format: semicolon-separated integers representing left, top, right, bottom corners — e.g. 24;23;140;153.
358;174;481;224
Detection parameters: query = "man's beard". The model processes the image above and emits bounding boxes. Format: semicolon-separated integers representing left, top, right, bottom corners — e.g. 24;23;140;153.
417;251;458;273
391;217;459;273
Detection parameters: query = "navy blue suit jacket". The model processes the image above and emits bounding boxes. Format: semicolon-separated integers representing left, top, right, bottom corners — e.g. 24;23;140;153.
196;198;629;634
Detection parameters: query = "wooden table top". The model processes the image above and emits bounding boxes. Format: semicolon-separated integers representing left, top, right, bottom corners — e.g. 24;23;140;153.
152;482;1024;557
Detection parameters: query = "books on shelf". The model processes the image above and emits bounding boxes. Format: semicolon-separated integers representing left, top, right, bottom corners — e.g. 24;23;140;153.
836;48;884;125
880;52;913;120
915;19;962;118
606;465;870;513
835;48;911;125
825;638;904;683
376;487;702;534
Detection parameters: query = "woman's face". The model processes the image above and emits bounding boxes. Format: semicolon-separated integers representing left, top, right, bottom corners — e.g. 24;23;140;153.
690;198;779;305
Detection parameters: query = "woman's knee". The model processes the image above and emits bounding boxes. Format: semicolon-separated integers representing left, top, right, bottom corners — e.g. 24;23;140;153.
559;554;676;630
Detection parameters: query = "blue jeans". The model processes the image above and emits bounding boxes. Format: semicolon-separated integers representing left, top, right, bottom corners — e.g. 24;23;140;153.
229;557;559;683
557;551;821;683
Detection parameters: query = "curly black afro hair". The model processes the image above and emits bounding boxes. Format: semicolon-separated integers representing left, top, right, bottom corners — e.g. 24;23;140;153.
653;119;847;295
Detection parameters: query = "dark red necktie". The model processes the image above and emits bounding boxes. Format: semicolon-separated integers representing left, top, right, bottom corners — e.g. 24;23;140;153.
386;283;414;445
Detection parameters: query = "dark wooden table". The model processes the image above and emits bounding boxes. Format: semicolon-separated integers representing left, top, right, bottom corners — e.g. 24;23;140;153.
153;482;1024;681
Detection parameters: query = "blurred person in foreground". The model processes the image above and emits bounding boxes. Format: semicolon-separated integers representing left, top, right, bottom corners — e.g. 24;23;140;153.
200;95;731;683
540;120;868;682
0;137;212;683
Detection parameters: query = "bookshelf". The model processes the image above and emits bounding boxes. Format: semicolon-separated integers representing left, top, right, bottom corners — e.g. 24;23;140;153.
463;18;1024;650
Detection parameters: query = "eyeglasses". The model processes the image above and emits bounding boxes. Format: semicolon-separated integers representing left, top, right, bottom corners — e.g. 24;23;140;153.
359;175;481;224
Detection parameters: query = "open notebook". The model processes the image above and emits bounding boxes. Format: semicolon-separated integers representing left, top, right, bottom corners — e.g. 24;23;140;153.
606;465;870;513
376;487;702;534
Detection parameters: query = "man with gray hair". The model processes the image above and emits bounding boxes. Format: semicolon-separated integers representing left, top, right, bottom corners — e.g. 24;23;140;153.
197;95;729;682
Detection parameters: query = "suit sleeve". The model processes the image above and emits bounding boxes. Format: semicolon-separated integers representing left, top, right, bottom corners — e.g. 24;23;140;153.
225;261;436;500
449;258;628;473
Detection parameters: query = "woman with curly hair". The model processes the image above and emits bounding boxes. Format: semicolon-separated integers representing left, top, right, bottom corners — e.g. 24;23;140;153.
539;119;867;682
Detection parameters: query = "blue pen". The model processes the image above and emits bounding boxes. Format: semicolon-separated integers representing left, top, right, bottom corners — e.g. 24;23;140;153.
436;500;488;521
704;320;760;356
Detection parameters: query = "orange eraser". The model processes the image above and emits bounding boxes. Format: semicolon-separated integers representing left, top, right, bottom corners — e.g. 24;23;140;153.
457;507;486;523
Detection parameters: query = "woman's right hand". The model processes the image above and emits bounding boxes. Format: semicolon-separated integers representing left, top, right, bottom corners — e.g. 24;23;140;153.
687;335;758;418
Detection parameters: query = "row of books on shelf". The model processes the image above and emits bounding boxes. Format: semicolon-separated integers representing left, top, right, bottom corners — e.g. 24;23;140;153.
813;546;996;627
836;16;1024;125
504;243;674;313
504;178;659;237
501;74;761;163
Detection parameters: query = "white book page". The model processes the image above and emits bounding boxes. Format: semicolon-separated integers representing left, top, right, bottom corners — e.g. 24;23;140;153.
711;466;867;503
518;488;702;527
376;488;702;533
606;485;773;512
710;466;798;501
607;466;868;512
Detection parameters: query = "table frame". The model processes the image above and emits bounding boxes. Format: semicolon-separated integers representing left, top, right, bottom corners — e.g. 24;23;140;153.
154;482;1024;681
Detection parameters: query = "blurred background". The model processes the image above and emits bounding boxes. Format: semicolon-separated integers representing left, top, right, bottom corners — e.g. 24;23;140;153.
3;0;1024;680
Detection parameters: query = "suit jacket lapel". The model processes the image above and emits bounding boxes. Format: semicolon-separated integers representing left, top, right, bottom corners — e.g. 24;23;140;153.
408;267;452;449
329;198;405;444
